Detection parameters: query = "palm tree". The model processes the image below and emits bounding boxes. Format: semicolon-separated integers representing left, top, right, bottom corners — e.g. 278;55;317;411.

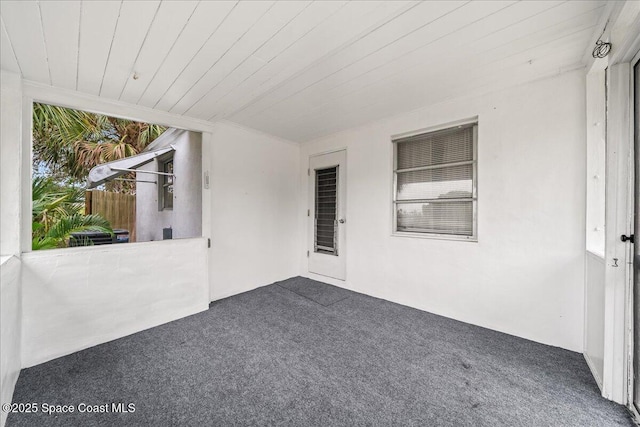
33;103;166;193
32;177;112;250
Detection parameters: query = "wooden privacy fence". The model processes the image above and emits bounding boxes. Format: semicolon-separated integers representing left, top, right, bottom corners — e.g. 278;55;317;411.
85;190;136;242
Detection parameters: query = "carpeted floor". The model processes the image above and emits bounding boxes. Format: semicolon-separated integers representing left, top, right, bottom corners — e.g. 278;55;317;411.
7;277;633;426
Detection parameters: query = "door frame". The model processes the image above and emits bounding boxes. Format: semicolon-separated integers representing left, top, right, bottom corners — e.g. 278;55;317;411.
628;49;640;418
307;148;347;281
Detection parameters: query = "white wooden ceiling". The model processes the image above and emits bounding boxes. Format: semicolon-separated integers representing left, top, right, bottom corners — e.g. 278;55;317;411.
1;1;606;142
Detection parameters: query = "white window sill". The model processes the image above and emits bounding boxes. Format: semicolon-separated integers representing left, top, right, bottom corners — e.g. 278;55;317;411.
391;231;477;242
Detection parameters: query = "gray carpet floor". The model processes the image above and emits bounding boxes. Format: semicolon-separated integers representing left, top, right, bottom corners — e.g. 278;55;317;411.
7;276;633;426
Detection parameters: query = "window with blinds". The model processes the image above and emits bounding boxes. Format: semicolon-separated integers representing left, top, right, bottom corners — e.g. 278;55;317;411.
393;122;477;239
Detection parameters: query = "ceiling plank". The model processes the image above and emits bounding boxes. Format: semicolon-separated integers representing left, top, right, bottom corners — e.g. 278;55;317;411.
246;0;579;122
153;0;275;113
136;1;238;109
293;44;589;142
252;1;348;64
233;1;530;122
77;0;122;95
0;1;49;83
0;0;610;142
118;0;199;105
251;27;595;142
208;1;416;121
39;1;80;90
217;1;420;120
179;0;312;118
99;0;160;100
234;0;602;132
0;18;21;74
196;0;348;120
345;3;603;103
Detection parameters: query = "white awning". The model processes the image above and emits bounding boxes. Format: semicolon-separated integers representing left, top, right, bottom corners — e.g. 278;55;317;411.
87;147;174;189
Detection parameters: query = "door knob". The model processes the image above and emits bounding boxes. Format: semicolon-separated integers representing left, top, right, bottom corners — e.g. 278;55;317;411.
621;234;635;243
339;219;345;224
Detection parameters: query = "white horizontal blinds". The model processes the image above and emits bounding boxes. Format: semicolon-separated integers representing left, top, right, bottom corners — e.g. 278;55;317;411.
396;165;472;200
315;166;338;254
396;202;473;235
396;125;474;169
394;123;476;237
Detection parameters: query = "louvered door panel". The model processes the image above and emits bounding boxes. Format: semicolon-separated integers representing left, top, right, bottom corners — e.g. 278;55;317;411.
315;166;338;254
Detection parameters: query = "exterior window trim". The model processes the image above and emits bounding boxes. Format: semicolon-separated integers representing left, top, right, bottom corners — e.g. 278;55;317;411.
159;157;174;211
391;119;478;242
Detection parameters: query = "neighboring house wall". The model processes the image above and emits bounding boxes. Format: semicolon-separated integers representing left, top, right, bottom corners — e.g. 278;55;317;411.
136;130;202;242
299;69;587;353
208;122;300;301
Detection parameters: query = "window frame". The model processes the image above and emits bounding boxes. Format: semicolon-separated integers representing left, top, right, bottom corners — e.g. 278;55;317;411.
21;82;210;254
159;157;174;211
391;119;478;242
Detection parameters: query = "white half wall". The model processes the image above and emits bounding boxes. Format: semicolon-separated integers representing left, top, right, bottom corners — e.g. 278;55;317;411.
208;122;300;300
299;70;587;352
21;238;209;368
0;256;21;427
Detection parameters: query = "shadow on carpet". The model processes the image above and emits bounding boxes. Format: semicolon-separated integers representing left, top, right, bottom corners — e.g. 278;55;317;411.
7;276;633;427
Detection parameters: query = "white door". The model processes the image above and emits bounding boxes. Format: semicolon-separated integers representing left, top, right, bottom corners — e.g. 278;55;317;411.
308;150;346;280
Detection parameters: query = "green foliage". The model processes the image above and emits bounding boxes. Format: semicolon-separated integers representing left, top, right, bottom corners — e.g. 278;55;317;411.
32;102;166;193
31;177;112;250
31;103;163;249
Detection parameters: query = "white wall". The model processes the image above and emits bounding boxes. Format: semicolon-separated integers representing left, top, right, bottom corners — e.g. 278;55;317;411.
1;71;22;256
0;70;22;427
580;2;640;404
0;256;21;427
585;251;605;389
585;69;606;256
583;65;607;393
208;122;300;300
21;238;209;367
136;130;203;242
299;70;587;352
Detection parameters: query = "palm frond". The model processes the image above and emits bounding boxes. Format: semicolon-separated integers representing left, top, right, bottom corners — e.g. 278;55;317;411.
33;102;167;192
45;213;112;241
31;236;60;250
